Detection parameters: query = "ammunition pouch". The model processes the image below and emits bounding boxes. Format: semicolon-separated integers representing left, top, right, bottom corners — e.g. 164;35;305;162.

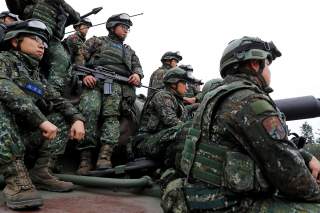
182;128;270;194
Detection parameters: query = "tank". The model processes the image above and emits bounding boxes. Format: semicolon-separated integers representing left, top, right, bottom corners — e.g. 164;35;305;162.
2;95;320;212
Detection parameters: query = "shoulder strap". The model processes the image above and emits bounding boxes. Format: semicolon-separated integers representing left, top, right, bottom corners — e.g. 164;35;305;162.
184;80;259;179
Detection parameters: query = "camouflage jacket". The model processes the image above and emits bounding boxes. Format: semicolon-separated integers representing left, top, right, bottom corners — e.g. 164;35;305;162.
147;64;171;97
0;50;85;129
139;88;187;133
182;72;320;201
83;34;143;79
63;31;86;65
184;83;201;98
24;0;80;40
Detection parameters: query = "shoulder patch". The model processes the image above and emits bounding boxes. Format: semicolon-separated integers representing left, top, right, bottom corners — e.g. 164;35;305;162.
250;100;275;115
262;116;286;140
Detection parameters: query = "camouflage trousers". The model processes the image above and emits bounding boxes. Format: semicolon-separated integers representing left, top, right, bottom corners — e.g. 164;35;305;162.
45;39;73;95
161;178;320;213
0;103;70;170
78;81;136;150
134;122;191;169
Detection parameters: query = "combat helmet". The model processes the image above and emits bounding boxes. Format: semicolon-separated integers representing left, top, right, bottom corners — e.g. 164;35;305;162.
106;13;132;31
220;36;281;78
163;67;194;84
73;18;93;29
161;51;183;63
0;11;20;22
4;19;50;48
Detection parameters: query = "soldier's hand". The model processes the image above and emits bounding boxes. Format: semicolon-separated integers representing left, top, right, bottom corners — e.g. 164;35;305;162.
69;120;85;141
39;121;58;140
128;73;141;86
83;75;97;88
309;156;320;183
183;97;196;104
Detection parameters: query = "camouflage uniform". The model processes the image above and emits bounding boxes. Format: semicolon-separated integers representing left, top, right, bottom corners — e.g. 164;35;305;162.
162;37;320;212
135;68;194;170
63;32;86;65
0;50;85;165
135;88;189;168
148;51;183;97
24;0;80;94
78;32;143;163
147;64;171;97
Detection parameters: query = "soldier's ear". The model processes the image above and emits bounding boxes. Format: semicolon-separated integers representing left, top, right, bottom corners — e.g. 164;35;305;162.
248;60;260;72
10;38;18;48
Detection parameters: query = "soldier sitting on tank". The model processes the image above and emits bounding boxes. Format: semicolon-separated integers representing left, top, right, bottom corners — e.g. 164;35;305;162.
76;13;143;175
0;19;85;210
161;36;320;213
64;18;92;66
148;51;183;97
134;67;194;172
0;11;20;25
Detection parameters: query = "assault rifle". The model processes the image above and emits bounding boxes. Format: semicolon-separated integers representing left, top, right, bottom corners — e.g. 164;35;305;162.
73;65;158;94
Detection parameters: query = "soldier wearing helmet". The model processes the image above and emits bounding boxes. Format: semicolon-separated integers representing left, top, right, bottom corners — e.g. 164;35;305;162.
76;13;143;174
64;18;92;65
0;11;20;25
134;67;193;170
161;37;320;212
20;0;81;95
0;19;85;210
148;51;183;97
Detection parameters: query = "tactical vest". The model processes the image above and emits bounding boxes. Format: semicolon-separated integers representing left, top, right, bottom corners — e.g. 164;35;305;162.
139;90;187;133
87;36;133;77
181;80;269;192
31;1;65;39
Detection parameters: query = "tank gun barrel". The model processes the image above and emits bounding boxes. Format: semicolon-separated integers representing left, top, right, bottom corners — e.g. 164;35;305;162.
275;96;320;121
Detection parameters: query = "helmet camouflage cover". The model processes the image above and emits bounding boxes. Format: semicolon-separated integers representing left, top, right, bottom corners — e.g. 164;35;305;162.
163;67;195;84
4;19;50;48
161;51;183;63
220;36;282;77
106;13;132;30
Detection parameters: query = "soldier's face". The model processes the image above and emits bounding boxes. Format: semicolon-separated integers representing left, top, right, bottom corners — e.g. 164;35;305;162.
114;24;129;39
176;81;188;96
170;59;178;68
79;24;89;36
262;59;271;86
12;36;45;59
4;17;16;25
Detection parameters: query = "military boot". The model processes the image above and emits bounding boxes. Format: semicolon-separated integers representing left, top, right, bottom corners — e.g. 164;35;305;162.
96;144;113;170
77;149;93;175
3;159;43;210
29;148;74;192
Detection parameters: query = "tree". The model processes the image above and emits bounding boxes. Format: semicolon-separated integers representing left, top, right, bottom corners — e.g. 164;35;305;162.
300;122;315;144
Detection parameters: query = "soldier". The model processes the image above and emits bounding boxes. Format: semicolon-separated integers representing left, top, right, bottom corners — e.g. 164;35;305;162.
178;64;202;104
0;19;85;210
134;67;194;170
148;51;182;97
76;13;143;174
0;11;20;25
161;37;320;212
22;0;80;95
64;18;92;65
198;78;223;102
